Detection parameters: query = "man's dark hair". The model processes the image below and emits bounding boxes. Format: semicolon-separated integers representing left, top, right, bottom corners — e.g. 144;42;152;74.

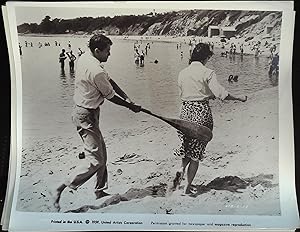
190;43;213;63
89;34;113;52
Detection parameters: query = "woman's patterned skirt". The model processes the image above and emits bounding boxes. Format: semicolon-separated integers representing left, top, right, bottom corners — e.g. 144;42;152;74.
174;100;213;161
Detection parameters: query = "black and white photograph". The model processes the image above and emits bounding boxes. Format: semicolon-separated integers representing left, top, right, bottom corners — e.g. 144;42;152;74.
2;1;299;231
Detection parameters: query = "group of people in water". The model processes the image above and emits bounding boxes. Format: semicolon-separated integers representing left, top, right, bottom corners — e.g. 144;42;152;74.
19;39;63;54
18;36;280;83
58;49;79;72
133;41;152;67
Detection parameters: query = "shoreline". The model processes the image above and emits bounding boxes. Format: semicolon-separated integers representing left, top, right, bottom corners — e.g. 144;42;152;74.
19;33;279;57
17;86;280;215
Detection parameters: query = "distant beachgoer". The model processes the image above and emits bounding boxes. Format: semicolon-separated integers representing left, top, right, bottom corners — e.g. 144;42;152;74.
233;44;236;55
221;51;228;57
78;48;85;57
59;49;67;70
38;42;42;48
173;43;247;195
268;53;279;76
66;50;76;72
270;44;277;59
55;41;58;46
30;42;33;47
68;41;71;50
134;49;140;65
240;44;244;55
19;43;22;56
51;34;141;211
181;51;183;60
255;47;260;57
140;51;145;66
25;41;28;47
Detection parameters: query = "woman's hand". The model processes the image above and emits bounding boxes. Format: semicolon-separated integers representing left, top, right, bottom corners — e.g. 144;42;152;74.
225;94;247;102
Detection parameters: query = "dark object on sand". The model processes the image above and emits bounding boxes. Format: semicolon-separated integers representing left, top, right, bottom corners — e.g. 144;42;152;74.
78;152;85;159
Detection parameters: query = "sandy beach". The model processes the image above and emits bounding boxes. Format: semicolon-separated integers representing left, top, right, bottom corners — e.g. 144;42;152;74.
17;86;280;215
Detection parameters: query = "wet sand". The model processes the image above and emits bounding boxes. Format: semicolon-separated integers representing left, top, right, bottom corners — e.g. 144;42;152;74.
17;86;279;215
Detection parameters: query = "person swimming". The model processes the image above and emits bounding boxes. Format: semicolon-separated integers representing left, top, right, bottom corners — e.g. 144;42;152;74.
221;51;228;57
233;75;238;82
228;75;238;82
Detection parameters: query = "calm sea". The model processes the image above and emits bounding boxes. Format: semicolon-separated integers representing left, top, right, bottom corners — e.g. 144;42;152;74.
18;35;276;138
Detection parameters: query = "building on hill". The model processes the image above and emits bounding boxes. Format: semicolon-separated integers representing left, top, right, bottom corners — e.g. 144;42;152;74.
220;26;236;39
208;25;236;39
208;25;220;37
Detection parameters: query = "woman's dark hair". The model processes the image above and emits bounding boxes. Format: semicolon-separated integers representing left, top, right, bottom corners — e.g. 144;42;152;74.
190;43;213;63
89;34;113;52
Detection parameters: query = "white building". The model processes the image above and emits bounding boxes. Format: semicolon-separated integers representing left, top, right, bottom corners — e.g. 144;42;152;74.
208;25;220;37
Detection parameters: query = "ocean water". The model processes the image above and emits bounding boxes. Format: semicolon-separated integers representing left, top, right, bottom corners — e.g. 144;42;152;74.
18;36;276;137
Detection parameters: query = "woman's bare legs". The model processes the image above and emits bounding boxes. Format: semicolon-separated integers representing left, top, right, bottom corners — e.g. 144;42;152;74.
173;157;190;189
184;159;199;194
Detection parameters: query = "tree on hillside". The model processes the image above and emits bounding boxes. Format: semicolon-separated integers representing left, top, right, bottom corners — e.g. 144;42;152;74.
40;16;54;33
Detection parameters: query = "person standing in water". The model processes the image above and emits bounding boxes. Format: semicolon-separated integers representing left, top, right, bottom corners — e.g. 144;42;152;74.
19;43;22;56
59;49;67;70
134;49;140;65
78;48;85;57
66;50;76;72
140;50;145;66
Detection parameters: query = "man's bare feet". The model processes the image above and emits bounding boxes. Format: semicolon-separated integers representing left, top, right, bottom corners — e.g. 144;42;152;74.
95;190;110;200
49;184;66;212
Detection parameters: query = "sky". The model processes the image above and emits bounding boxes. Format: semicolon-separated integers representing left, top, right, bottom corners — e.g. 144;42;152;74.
15;7;169;25
12;1;290;25
14;2;181;25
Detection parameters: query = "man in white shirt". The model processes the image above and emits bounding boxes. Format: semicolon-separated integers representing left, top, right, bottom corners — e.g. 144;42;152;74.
52;34;141;211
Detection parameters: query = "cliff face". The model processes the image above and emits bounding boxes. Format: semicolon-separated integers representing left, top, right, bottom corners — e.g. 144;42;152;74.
141;10;282;40
17;9;282;40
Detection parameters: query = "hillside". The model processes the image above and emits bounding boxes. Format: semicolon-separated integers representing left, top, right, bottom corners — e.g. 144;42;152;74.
17;9;282;40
